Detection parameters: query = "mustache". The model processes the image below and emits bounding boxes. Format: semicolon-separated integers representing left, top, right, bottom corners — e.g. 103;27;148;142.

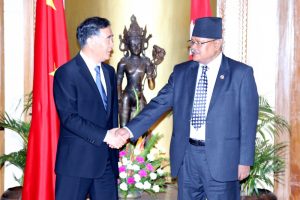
190;49;199;55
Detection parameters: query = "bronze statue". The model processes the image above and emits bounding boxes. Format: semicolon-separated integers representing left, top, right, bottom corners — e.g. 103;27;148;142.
117;15;166;127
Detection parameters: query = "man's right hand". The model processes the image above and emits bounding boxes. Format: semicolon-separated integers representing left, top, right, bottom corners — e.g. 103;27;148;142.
116;128;130;142
104;128;128;149
104;128;130;149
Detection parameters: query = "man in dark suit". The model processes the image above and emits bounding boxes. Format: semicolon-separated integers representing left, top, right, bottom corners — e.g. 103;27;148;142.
117;17;259;199
53;17;124;200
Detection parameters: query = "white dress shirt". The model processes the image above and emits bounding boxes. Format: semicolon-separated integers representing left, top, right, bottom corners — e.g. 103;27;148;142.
80;51;107;95
80;51;110;141
190;53;222;140
126;53;223;140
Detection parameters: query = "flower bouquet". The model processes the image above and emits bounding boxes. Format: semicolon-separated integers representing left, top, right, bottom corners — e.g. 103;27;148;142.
118;133;169;199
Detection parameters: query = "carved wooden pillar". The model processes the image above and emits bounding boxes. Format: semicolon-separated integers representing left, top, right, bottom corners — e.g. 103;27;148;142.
23;0;35;120
0;0;4;194
290;0;300;197
276;0;300;199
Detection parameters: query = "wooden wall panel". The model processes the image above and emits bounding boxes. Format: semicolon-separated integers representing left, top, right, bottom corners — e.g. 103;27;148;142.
290;0;300;198
276;0;300;199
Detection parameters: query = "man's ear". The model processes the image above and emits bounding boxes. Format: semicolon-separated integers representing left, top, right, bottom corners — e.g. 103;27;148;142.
86;37;94;48
214;39;223;50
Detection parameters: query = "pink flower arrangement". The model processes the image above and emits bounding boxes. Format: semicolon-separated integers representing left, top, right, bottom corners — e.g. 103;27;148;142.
136;156;144;163
117;134;169;198
127;177;135;185
146;163;154;172
119;150;127;157
138;169;147;177
119;165;126;172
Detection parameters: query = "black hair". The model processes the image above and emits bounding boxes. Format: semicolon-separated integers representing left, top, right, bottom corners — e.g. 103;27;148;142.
76;17;110;47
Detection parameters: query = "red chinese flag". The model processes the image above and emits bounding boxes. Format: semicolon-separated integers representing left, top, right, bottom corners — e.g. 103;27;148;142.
191;0;212;22
22;0;69;199
190;0;212;58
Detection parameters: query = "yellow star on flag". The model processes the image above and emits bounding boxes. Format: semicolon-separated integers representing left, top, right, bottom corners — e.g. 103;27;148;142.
46;0;56;10
49;63;57;76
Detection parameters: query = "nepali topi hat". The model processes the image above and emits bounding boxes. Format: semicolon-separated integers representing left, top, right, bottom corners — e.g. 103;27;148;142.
192;17;222;39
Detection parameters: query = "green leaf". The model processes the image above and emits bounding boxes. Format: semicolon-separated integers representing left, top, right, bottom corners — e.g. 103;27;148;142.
241;96;289;195
140;133;163;158
0;149;26;171
0;112;29;149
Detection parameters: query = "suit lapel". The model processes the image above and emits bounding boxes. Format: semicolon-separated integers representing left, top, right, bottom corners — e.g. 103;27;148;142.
186;61;200;119
208;54;230;113
102;63;112;116
75;54;106;108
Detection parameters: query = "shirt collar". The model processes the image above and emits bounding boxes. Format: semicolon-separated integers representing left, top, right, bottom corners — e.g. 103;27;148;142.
200;52;222;72
80;51;101;72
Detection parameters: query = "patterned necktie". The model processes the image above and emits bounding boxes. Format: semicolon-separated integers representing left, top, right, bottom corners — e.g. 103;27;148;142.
191;65;208;130
95;66;108;110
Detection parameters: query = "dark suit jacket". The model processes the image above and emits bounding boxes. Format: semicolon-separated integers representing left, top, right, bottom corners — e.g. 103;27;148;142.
127;54;259;182
53;53;119;178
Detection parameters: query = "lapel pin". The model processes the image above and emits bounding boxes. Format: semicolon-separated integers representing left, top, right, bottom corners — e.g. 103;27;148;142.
220;75;225;80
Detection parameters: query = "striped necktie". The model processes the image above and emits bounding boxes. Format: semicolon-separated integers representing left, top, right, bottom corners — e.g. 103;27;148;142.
94;65;107;110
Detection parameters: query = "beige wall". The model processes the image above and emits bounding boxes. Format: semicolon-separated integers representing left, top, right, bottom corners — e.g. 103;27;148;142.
210;0;217;16
65;0;190;156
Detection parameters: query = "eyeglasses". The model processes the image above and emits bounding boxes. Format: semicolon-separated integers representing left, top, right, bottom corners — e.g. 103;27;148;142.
188;39;217;47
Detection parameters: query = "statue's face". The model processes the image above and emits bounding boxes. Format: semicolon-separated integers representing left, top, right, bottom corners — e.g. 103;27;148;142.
128;37;142;55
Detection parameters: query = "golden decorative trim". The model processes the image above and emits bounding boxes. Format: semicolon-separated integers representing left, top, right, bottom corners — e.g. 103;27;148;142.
218;0;226;48
240;0;248;63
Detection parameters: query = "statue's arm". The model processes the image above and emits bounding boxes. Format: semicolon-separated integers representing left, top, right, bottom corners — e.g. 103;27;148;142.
151;45;166;66
146;62;155;90
146;45;166;90
117;61;125;101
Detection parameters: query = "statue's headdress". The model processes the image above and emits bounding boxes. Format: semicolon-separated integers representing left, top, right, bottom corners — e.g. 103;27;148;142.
119;15;152;56
125;15;144;38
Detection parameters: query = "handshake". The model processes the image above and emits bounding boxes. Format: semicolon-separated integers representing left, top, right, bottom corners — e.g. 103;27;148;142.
104;128;131;149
